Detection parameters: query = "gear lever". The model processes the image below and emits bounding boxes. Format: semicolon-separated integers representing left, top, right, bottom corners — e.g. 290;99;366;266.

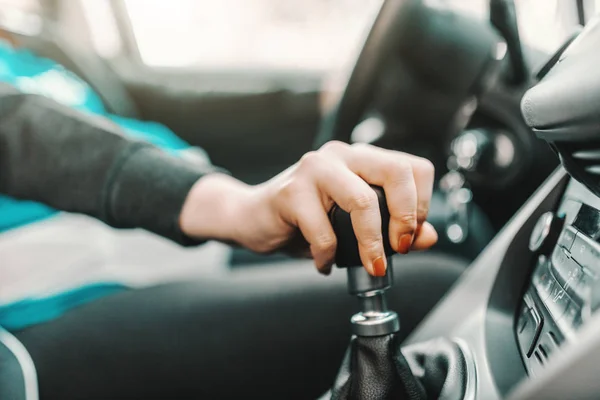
323;186;469;400
326;186;427;400
329;186;399;337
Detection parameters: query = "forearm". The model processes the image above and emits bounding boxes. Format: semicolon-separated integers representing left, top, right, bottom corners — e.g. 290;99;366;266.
0;83;218;244
179;172;290;251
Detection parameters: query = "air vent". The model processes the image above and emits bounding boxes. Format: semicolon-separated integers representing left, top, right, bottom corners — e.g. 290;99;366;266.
553;140;600;197
572;147;600;175
572;149;600;161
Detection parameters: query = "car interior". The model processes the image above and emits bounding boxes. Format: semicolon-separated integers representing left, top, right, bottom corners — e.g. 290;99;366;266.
3;0;600;399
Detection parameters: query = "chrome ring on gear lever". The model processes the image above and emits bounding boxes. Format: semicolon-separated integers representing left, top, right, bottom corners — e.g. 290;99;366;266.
329;186;400;337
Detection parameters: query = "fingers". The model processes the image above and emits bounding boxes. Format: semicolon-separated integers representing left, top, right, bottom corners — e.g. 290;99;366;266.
411;221;438;250
290;141;437;277
323;167;386;276
298;148;386;276
400;153;436;224
286;189;337;275
340;144;417;254
325;142;435;255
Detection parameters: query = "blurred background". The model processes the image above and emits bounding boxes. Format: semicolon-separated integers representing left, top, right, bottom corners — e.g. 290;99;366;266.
0;0;596;319
0;0;588;70
0;0;588;181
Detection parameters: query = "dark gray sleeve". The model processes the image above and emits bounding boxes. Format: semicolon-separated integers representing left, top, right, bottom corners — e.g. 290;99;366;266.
0;83;219;245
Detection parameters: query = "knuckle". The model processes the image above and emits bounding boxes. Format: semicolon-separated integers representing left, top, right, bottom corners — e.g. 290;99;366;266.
278;179;300;202
395;158;413;174
320;140;348;154
416;157;435;177
396;212;417;228
417;201;430;222
298;151;323;170
362;235;383;254
350;190;378;211
385;159;412;183
351;142;370;151
314;234;337;253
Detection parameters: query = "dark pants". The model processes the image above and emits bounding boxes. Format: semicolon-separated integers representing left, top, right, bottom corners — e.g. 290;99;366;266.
8;253;466;400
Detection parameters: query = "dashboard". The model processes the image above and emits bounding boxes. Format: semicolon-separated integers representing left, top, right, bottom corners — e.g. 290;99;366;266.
404;12;600;399
518;180;600;376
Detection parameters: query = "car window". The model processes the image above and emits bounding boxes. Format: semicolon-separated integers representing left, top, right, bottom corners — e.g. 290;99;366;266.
0;0;42;36
81;0;582;73
80;0;123;59
515;0;581;53
120;0;383;72
593;0;600;20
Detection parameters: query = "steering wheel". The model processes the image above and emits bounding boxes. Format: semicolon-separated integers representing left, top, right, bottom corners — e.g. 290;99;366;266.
313;0;505;150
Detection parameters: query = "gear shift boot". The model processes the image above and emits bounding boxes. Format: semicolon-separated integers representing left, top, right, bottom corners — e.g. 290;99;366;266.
328;334;427;400
323;336;468;400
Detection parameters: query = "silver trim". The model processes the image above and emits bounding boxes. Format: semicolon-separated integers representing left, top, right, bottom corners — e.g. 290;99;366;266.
345;260;400;336
350;310;400;337
346;264;393;295
0;326;39;400
529;211;554;252
454;338;477;400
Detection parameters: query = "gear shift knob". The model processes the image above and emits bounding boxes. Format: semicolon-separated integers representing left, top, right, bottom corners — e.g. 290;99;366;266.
329;186;395;268
330;186;400;336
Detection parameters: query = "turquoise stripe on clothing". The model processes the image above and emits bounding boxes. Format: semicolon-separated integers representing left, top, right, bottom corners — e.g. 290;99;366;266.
0;283;127;331
0;39;191;330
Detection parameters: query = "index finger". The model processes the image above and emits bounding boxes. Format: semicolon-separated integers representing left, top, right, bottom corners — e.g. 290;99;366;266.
313;161;387;276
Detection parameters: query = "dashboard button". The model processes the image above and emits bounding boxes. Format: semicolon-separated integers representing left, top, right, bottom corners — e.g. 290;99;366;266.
571;233;600;275
551;247;583;296
517;306;543;358
527;351;544;378
518;304;531;332
557;226;577;251
546;285;570;320
572;271;594;304
523;292;535;309
538;332;559;357
562;301;582;330
535;269;556;302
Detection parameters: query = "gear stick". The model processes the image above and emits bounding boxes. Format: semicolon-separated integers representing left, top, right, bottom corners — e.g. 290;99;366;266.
329;186;399;338
322;187;469;400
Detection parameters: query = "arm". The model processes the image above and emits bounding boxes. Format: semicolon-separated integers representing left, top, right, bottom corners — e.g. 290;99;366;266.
0;82;437;275
0;83;216;244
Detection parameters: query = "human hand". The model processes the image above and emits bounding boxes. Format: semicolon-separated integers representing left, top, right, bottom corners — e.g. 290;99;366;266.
179;142;438;276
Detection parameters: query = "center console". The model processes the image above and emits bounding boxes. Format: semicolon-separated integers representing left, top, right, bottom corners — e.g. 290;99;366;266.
518;180;600;376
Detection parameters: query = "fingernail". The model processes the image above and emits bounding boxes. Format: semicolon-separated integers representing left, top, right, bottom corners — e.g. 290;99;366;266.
373;256;387;277
398;234;413;254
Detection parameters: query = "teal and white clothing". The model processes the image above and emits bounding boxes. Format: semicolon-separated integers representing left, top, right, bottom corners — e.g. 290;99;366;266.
0;40;226;332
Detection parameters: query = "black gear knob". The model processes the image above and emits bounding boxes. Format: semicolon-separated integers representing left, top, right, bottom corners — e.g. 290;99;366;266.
329;186;400;336
329;186;396;268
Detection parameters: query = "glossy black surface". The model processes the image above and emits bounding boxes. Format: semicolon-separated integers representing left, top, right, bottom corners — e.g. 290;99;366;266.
572;204;600;241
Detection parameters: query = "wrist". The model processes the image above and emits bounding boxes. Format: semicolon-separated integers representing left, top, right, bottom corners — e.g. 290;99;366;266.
179;173;255;242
